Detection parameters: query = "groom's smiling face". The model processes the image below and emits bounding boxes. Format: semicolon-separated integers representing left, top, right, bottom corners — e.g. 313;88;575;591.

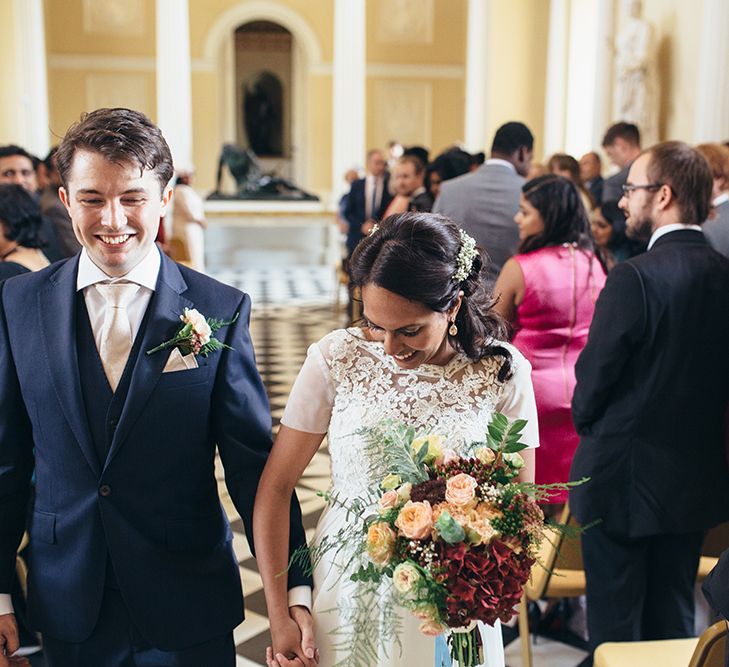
59;149;172;277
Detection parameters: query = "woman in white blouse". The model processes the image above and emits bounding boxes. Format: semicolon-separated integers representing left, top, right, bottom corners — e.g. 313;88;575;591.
253;213;539;667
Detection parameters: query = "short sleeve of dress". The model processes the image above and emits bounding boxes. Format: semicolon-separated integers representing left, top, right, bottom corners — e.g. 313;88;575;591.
280;340;335;434
494;346;540;449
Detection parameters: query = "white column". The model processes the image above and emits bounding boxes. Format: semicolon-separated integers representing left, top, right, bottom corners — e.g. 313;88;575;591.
156;0;193;171
13;0;50;156
591;0;615;150
694;0;729;142
464;0;489;153
331;0;365;200
543;0;570;156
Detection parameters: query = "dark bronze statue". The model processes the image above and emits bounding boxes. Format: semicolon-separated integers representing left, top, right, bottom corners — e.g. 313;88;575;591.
208;143;318;201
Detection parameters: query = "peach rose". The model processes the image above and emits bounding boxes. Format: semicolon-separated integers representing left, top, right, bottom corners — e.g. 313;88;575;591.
182;308;212;344
378;490;399;512
392;562;421;594
419;619;446;636
366;522;396;566
445;473;478;506
474;446;496;465
395;501;434;540
412;604;439;621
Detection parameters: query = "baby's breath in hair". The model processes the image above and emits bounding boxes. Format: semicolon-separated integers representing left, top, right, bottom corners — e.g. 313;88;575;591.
452;229;477;283
369;223;380;236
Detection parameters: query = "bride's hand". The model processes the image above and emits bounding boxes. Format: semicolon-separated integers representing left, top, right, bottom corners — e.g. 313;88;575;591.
266;612;318;667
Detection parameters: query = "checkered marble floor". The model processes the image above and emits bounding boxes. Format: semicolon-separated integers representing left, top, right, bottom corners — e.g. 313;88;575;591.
209;267;589;667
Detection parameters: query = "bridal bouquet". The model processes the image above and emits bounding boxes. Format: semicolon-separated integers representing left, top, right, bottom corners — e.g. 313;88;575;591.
293;414;576;667
353;414;543;666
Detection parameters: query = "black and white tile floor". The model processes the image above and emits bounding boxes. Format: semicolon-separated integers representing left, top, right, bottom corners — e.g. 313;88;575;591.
211;267;589;667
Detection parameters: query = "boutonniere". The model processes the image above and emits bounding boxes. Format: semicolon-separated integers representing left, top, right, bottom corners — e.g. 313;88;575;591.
146;308;239;357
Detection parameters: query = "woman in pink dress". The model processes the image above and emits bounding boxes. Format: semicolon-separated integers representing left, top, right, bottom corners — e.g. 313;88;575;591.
494;175;606;512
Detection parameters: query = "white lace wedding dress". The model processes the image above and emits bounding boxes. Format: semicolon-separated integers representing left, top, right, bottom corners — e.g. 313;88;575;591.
280;329;539;667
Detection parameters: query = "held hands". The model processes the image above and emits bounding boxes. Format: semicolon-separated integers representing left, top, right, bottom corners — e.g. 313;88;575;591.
266;605;319;667
0;614;30;667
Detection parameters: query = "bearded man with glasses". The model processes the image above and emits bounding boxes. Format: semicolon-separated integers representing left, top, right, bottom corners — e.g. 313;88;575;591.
569;141;729;655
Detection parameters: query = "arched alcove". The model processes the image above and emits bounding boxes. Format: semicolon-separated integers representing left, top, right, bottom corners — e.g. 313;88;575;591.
202;2;324;186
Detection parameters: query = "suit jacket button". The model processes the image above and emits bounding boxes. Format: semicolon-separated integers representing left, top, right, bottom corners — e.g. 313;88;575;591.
99;485;112;497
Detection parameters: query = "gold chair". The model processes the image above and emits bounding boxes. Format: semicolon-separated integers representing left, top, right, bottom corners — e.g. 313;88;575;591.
697;521;729;583
15;532;29;597
518;505;586;667
168;237;193;268
593;619;728;667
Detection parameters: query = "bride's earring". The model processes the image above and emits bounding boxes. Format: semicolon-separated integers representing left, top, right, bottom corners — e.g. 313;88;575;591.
448;321;458;336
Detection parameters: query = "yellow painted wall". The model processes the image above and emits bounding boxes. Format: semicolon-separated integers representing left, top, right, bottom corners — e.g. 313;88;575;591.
485;0;549;159
632;0;703;142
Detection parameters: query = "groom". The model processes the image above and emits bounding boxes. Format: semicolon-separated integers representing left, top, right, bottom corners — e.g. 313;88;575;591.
0;108;315;666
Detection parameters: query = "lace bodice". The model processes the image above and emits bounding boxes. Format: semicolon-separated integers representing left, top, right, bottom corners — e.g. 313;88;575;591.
281;329;538;497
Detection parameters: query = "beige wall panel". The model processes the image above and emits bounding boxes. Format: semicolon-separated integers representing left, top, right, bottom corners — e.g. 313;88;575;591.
485;0;548;158
47;71;89;141
307;74;333;193
45;0;155;56
369;79;433;151
367;0;467;65
85;73;152;116
637;0;702;142
189;0;334;61
431;79;466;155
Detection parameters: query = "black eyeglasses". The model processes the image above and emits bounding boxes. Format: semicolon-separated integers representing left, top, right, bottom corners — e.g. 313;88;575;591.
621;183;664;196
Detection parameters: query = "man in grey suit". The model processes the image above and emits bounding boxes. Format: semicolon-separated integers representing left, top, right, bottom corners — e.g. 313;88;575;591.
602;122;642;202
433;122;533;282
697;142;729;258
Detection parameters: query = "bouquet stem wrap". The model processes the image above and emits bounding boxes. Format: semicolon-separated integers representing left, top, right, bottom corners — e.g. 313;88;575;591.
447;624;483;667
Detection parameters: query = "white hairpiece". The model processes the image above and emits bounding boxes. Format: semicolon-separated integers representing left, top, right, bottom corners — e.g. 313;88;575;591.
452;229;477;282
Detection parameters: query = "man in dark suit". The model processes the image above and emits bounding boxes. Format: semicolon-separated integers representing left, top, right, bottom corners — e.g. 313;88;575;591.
39;147;82;257
0;109;315;667
697;142;729;258
343;148;392;257
570;141;729;653
601;122;642;202
579;151;604;205
433;121;533;283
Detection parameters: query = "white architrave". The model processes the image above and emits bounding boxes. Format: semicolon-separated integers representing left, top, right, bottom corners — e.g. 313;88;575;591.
331;0;365;200
156;0;193;172
202;1;324;188
694;0;729;142
464;0;489;153
13;0;50;156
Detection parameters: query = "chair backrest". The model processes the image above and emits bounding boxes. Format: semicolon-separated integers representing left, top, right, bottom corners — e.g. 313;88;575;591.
703;522;729;558
688;620;728;667
525;504;583;600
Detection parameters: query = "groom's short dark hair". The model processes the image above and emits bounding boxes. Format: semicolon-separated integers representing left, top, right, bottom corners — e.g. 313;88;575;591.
56;107;174;194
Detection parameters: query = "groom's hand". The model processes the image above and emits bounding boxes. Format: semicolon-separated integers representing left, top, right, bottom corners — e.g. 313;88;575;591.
266;606;318;667
0;613;28;667
290;605;317;664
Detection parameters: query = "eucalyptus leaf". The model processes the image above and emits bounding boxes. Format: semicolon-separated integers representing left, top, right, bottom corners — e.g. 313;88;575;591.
435;511;466;544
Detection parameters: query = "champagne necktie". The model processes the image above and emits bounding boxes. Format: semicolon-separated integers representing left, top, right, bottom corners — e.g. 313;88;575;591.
95;282;140;392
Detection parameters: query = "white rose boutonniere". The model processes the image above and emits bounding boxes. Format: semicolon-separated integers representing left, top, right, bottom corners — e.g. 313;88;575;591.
146;308;238;357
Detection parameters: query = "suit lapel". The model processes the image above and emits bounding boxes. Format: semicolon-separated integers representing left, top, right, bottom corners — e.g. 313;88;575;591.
38;257;100;477
106;256;192;467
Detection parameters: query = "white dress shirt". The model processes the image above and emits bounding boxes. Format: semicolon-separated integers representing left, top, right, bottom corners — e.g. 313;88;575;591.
714;193;729;207
485;158;517;173
1;246;310;616
647;223;703;250
364;174;384;220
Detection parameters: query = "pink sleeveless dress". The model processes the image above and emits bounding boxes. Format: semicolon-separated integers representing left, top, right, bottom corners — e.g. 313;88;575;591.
511;245;606;501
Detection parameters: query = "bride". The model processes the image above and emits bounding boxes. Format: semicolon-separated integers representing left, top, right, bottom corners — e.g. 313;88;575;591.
253;212;539;667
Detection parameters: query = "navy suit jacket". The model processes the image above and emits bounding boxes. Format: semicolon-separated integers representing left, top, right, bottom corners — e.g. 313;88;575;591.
343;174;392;254
0;252;310;649
570;230;729;537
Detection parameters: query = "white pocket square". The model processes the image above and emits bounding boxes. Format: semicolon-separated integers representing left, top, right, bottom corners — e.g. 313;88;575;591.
162;347;199;373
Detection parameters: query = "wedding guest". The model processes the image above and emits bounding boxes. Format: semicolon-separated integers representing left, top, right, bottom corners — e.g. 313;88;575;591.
580;151;604;204
427;148;471;200
383;155;431;216
548;153;595;211
601;121;641;201
696;143;729;257
434;121;534;284
0;144;63;262
172;167;207;272
570;141;729;653
40;147;82;257
590;200;644;271
0;185;50;272
493;175;605;513
254;212;539;667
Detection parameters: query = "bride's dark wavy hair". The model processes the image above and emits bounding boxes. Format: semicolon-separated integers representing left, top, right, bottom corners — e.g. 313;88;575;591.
349;212;513;380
